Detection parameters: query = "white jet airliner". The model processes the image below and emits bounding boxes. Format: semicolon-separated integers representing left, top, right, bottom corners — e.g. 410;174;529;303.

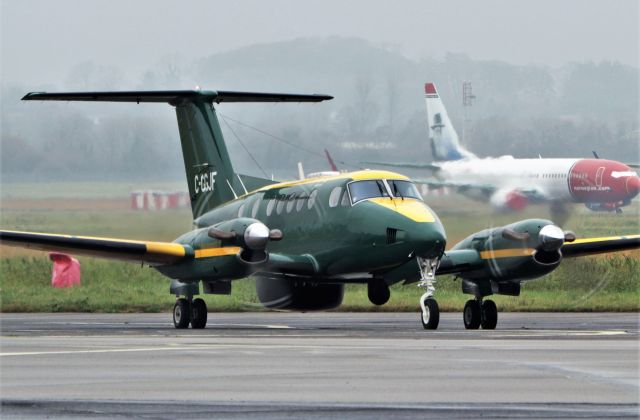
371;82;640;215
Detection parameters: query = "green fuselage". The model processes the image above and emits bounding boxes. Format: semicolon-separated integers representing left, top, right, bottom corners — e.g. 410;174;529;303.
159;170;446;284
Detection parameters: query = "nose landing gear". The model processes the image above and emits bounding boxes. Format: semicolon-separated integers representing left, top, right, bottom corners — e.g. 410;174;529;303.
417;257;440;329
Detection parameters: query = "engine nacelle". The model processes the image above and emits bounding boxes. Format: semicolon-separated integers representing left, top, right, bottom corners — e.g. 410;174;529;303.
207;217;282;264
489;188;528;212
585;201;624;212
449;219;570;284
255;276;344;311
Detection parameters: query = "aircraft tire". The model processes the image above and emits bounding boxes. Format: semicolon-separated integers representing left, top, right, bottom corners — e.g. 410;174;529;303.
368;280;391;306
463;300;481;329
421;298;440;330
481;300;498;330
173;298;191;329
190;298;208;329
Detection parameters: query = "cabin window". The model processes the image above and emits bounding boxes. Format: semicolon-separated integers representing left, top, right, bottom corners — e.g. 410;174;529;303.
251;198;261;218
237;203;246;217
286;194;297;213
387;180;422;200
266;198;276;216
329;187;342;208
340;190;350;206
276;197;286;215
296;195;306;212
348;180;390;204
308;189;318;209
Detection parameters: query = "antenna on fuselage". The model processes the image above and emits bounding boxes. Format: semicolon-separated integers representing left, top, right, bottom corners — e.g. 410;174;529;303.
226;179;238;199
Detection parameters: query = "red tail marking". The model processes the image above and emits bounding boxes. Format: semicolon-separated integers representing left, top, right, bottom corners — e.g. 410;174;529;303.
324;149;338;172
425;83;437;95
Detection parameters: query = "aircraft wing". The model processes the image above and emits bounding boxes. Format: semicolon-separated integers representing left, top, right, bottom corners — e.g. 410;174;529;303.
362;161;441;171
437;235;639;277
560;234;640;258
412;178;495;195
413;179;548;202
0;230;192;265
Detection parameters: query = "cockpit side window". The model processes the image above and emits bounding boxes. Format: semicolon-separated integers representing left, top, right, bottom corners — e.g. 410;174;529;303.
387;180;423;201
348;180;390;204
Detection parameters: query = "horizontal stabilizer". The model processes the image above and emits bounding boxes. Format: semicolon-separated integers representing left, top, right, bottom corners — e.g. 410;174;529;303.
22;90;333;104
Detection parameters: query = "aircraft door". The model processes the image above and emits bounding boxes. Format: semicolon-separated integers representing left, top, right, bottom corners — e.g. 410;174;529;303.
595;167;605;188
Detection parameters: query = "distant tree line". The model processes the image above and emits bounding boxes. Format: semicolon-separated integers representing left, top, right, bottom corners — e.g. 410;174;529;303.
2;38;638;182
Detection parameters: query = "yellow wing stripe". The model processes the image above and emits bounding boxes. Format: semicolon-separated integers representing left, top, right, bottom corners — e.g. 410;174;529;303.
567;234;640;245
144;242;187;257
194;247;242;258
480;248;536;259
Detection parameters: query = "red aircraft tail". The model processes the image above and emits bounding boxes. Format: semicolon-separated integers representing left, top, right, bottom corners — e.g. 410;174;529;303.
324;149;338;171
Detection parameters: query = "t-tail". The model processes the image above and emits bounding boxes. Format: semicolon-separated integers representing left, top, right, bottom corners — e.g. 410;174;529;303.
23;90;332;218
424;82;476;161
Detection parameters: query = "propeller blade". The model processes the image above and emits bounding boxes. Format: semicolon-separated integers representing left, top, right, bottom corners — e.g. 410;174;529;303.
269;229;283;241
502;228;530;241
564;231;576;242
208;227;236;240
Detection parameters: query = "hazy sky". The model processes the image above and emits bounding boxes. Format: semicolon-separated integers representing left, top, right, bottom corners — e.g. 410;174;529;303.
2;0;638;85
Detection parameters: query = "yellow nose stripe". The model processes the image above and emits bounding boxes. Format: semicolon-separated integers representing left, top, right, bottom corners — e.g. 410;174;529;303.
368;198;435;223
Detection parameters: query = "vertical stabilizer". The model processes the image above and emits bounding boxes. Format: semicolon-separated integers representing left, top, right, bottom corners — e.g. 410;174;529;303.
174;99;238;217
22;89;332;219
424;83;476;161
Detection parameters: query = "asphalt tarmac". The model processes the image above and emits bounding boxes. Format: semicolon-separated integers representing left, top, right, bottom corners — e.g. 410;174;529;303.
1;312;639;419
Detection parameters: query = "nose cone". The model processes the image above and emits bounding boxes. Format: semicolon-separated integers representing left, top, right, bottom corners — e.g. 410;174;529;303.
244;222;270;250
626;176;640;198
539;224;565;251
410;222;447;259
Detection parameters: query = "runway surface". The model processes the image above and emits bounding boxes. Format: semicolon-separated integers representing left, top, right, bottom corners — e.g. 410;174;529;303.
1;312;639;419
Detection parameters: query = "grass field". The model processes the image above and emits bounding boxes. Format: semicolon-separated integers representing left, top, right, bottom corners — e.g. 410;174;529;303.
1;185;638;313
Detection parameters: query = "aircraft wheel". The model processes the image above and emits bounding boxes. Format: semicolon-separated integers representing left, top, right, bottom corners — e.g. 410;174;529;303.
173;298;191;329
421;297;440;330
190;298;208;329
368;280;391;306
481;299;498;330
463;300;481;329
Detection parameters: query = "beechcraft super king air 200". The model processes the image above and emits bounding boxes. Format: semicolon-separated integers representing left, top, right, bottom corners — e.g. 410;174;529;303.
1;89;639;330
369;82;640;215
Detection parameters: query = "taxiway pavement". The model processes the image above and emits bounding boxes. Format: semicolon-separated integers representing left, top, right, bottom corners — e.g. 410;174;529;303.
1;312;638;419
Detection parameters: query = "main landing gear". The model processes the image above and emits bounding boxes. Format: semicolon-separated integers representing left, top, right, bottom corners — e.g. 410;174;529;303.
463;298;497;330
173;297;208;329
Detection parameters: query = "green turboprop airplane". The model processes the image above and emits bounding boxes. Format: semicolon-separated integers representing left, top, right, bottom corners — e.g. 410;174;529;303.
1;90;638;330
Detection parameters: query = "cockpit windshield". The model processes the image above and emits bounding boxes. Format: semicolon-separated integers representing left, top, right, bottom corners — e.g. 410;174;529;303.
348;179;423;204
348;180;389;203
387;180;422;200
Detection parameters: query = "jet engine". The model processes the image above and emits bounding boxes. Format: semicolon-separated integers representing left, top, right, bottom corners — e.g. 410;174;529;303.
585;201;626;213
489;188;528;212
255;276;344;311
